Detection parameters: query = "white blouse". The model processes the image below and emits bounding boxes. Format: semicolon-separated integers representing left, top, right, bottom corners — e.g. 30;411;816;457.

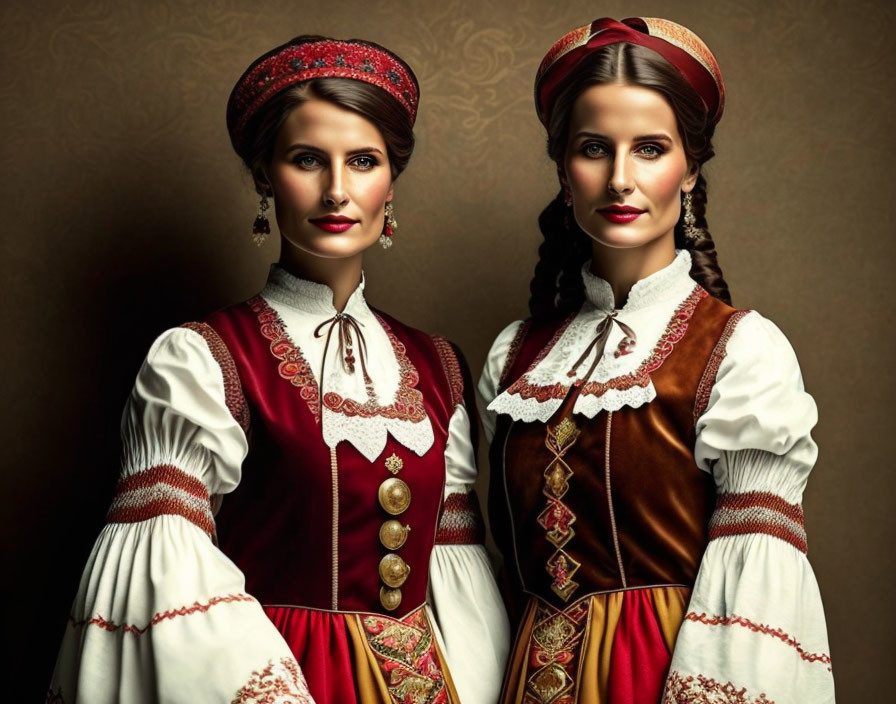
478;250;835;704
50;267;509;704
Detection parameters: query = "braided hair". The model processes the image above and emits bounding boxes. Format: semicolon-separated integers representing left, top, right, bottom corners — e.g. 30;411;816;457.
529;42;731;321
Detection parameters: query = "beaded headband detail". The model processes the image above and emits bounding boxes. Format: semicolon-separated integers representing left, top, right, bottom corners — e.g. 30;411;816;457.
227;37;419;154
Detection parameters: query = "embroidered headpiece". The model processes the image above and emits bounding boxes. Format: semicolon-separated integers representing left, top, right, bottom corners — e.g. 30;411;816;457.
535;17;725;127
227;36;419;155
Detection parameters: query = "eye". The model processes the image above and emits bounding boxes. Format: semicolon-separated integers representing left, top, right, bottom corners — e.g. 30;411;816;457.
636;143;665;159
582;141;609;158
350;155;379;170
292;153;321;169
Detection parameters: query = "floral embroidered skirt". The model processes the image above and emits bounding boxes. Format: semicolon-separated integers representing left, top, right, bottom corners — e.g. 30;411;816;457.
501;586;689;704
265;605;460;704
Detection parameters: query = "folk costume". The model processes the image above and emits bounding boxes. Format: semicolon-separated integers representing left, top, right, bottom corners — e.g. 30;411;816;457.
49;38;509;704
478;19;834;704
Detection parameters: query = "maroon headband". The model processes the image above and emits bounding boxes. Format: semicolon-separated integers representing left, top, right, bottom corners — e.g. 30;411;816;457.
227;36;419;155
535;17;725;127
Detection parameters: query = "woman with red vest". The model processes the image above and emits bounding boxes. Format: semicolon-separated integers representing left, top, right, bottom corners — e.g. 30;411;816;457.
50;36;509;703
478;18;834;704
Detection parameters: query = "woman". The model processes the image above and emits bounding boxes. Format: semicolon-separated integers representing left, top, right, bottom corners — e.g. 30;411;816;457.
50;36;508;704
478;18;834;704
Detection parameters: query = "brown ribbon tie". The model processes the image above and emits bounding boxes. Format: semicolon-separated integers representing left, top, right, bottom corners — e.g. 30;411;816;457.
566;311;637;385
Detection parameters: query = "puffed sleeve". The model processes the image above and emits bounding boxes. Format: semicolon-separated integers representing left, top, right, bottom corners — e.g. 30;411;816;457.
663;312;835;704
476;320;524;444
48;327;313;704
427;338;510;703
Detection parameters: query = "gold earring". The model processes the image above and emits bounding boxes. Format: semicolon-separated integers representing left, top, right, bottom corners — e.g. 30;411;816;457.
682;192;702;243
379;202;396;249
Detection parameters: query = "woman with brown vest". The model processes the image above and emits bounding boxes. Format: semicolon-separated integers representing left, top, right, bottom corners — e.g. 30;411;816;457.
478;17;834;704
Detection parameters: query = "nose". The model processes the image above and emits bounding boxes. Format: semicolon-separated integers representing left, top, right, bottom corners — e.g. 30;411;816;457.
608;153;634;196
323;164;349;207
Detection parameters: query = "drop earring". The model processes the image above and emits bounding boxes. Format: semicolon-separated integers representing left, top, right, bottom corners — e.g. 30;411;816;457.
252;194;271;247
379;202;396;249
682;191;702;243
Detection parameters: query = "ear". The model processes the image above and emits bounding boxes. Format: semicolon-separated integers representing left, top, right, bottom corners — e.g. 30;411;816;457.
557;165;570;193
681;162;699;193
385;182;394;204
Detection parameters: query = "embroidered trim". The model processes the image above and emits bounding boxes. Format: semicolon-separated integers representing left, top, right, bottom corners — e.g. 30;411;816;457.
181;321;250;432
709;491;807;554
693;310;751;421
435;491;482;544
431;335;464;407
45;689;64;704
249;297;427;423
231;657;312;704
498;319;531;392
70;593;255;635
524;600;590;703
107;464;215;538
359;608;450;704
249;296;321;423
663;671;773;703
504;286;707;402
683;613;832;670
539;417;583;601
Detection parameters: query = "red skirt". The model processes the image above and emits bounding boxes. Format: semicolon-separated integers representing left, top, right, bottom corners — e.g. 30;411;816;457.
501;586;688;704
265;605;460;704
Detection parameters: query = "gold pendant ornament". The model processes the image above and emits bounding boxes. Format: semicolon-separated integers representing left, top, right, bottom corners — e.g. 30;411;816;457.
379;586;402;611
384;453;404;474
378;477;411;515
379;520;411;550
379;553;411;587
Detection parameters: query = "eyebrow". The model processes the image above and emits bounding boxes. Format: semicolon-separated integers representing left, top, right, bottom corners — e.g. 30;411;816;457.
284;142;386;156
572;131;673;142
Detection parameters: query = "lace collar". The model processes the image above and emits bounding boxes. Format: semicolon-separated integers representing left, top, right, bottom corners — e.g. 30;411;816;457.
489;250;704;422
253;267;434;462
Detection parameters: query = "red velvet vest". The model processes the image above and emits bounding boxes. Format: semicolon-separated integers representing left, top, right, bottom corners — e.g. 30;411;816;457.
489;289;744;613
204;298;455;616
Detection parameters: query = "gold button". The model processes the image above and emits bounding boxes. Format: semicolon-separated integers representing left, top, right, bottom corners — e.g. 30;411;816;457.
379;520;411;550
379;553;411;588
378;477;411;515
380;586;402;611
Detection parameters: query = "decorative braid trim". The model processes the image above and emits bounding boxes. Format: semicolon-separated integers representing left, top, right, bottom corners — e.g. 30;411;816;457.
504;286;706;402
497;319;531;392
693;310;751;422
181;322;250;432
431;335;464;407
231;657;312;704
683;613;832;670
435;491;483;545
663;670;774;703
45;689;64;704
107;464;215;538
709;491;807;554
70;593;255;636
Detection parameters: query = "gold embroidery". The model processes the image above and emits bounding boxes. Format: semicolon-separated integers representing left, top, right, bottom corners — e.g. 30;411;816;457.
537;417;582;600
524;601;589;704
384;453;404;474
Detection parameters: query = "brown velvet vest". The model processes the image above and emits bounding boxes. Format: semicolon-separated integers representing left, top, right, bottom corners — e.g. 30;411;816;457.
489;289;741;613
205;299;455;616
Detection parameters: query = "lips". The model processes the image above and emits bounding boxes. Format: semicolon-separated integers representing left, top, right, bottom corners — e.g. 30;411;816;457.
309;215;358;233
597;205;645;224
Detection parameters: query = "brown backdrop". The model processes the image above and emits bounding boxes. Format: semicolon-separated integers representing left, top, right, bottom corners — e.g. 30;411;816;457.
2;0;892;700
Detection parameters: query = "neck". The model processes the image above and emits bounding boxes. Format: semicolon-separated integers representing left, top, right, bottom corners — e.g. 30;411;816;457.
590;235;676;308
278;244;363;313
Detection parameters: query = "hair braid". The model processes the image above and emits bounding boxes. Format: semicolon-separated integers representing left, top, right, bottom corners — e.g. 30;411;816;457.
675;175;732;305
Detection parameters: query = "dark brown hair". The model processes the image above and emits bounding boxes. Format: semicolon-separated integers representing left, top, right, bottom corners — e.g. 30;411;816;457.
530;42;731;320
232;41;416;193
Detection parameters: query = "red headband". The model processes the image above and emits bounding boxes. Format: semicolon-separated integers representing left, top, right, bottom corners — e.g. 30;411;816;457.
535;17;725;127
227;37;419;155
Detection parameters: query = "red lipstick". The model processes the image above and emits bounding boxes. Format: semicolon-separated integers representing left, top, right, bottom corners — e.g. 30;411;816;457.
597;205;645;224
309;215;358;233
